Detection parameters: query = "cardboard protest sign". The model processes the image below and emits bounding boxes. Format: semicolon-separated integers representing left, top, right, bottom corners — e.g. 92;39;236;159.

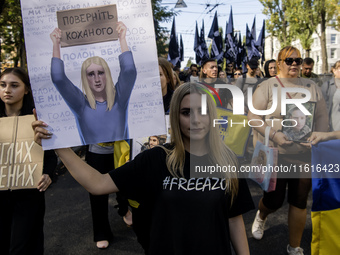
57;5;118;47
0;115;44;190
21;0;166;150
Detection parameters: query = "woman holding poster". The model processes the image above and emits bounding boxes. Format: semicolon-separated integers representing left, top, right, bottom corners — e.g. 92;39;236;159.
248;46;328;254
33;83;254;255
51;21;136;248
0;68;57;255
50;21;137;145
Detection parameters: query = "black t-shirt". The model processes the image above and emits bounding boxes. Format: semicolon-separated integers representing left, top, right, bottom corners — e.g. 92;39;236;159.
163;87;174;113
110;146;254;255
199;78;232;108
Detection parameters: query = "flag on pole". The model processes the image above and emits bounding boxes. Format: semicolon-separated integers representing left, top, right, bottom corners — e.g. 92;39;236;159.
246;23;261;61
241;43;248;74
179;34;184;63
224;7;237;64
199;19;210;65
311;140;340;255
208;11;224;64
194;21;202;65
236;32;244;69
167;17;179;66
251;16;256;43
256;20;265;65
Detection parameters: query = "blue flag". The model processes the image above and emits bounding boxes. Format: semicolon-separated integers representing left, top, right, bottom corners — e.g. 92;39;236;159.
246;23;261;61
236;32;244;69
194;21;202;65
311;140;340;254
208;11;224;64
167;17;179;66
199;20;210;65
256;20;265;65
241;44;248;73
224;7;237;64
179;34;184;62
251;16;256;44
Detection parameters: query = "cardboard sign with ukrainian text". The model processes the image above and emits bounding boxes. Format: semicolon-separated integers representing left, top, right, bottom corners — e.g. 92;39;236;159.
0;115;44;190
216;107;251;158
57;5;118;47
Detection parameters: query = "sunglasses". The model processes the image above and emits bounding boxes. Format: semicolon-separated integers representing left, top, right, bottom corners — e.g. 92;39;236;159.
234;73;242;76
283;58;303;65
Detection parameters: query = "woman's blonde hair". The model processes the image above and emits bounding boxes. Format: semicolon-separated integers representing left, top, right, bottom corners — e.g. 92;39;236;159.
173;70;181;88
165;82;239;201
81;56;116;110
277;46;301;75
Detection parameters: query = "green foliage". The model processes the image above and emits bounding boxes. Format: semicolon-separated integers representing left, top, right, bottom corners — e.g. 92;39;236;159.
284;0;313;52
152;0;176;57
260;0;339;72
336;3;340;31
0;0;26;68
0;0;175;68
260;0;294;47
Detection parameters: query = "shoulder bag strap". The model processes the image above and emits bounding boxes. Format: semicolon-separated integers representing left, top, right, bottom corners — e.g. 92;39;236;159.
275;76;292;99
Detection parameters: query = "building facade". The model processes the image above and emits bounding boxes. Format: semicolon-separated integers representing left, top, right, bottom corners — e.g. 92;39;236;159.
265;20;340;74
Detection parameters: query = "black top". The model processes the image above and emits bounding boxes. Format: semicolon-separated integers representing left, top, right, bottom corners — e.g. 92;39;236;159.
163;87;174;113
110;146;254;255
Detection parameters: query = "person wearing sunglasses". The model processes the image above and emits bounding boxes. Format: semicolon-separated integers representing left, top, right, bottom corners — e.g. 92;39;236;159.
248;46;328;255
230;68;243;85
233;69;242;78
188;64;199;83
226;62;235;78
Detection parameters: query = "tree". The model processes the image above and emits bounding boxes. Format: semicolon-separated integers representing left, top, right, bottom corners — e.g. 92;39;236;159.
335;3;340;31
151;0;176;57
260;0;338;73
260;0;294;47
285;0;317;57
0;0;26;68
0;0;175;68
313;0;338;73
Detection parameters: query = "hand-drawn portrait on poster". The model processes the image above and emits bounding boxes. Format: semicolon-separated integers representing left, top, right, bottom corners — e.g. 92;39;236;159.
21;0;166;149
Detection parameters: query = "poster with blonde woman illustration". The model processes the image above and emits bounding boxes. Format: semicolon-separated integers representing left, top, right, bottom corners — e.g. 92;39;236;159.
21;0;166;149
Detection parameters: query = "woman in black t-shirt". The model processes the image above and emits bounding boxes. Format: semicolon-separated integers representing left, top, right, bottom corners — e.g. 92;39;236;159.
0;67;57;255
33;82;254;255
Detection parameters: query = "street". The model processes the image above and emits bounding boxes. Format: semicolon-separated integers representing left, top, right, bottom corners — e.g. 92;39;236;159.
44;169;312;255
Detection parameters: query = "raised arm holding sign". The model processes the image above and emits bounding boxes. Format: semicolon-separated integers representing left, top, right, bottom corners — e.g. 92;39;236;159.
50;21;137;145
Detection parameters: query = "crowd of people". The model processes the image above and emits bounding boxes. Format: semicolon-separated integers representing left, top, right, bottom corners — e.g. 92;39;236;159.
1;42;340;255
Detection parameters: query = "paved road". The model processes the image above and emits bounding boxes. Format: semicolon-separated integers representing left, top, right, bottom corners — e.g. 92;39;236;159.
44;168;312;255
